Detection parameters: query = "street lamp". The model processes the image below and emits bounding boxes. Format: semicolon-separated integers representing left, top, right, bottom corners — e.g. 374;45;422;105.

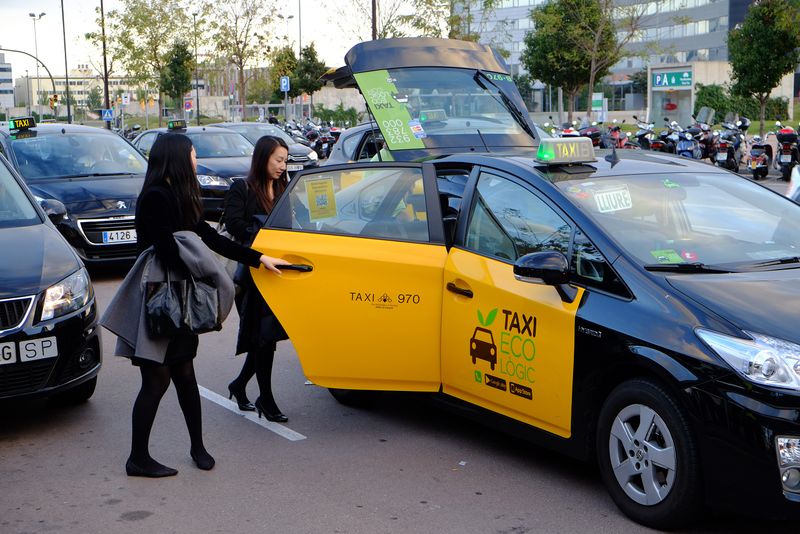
29;12;45;118
277;14;294;44
192;12;200;125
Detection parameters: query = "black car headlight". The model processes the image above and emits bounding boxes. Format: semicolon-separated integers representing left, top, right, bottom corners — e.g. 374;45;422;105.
697;328;800;390
197;174;229;187
40;268;92;322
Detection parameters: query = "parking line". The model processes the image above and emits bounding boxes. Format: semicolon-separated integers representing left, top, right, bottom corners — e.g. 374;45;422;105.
198;386;307;441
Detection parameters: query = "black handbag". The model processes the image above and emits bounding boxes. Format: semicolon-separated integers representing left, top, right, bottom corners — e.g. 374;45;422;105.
145;272;222;337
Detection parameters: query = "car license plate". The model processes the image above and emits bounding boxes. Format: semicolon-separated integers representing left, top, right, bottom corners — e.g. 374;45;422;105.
781;154;793;163
287;164;304;172
0;337;58;365
322;143;328;151
103;229;137;243
716;152;727;161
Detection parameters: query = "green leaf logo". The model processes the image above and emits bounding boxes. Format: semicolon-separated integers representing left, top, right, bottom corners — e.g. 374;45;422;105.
485;308;497;326
477;309;485;325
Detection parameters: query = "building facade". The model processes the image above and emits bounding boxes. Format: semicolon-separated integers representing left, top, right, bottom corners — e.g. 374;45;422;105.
0;54;13;110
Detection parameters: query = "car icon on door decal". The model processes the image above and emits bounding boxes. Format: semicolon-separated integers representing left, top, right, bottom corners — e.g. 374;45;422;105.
470;327;497;370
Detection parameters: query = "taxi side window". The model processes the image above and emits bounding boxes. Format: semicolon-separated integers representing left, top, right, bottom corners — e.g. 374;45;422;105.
271;167;430;242
465;172;570;261
571;229;629;296
135;133;157;157
341;131;362;160
356;131;384;161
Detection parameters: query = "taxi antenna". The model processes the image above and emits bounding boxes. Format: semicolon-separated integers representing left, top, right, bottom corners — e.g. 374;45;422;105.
476;129;490;153
605;145;620;167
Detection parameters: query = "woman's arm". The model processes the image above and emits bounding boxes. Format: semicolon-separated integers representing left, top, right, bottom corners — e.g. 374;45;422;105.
197;220;289;274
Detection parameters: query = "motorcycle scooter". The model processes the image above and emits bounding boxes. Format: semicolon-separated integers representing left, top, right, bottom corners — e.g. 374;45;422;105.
774;121;799;181
747;133;774;180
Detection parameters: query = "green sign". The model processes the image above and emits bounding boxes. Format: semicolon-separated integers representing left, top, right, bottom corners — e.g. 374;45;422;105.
354;70;425;151
652;71;692;88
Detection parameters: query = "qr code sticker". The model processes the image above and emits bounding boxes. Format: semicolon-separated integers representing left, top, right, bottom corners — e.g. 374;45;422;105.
315;194;328;208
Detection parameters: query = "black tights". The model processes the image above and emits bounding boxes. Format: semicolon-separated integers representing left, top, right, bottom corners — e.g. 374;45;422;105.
130;360;207;466
231;343;279;412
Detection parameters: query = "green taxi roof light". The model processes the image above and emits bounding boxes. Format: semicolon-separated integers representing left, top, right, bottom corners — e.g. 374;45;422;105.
9;116;36;131
168;119;187;130
534;137;595;165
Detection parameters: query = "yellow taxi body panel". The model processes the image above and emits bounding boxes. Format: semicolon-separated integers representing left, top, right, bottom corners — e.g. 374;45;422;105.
441;249;583;438
251;229;446;391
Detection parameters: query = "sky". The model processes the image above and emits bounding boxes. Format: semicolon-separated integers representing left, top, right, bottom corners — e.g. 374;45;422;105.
0;0;373;81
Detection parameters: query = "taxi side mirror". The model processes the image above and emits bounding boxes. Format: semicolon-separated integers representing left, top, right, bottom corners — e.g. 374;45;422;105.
513;251;577;303
39;198;67;225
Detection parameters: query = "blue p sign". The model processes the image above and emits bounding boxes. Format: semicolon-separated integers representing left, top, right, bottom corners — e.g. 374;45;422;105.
280;76;290;92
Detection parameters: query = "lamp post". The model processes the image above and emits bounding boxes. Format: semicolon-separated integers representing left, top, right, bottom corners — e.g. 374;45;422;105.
192;12;200;125
29;12;46;119
277;14;294;44
25;70;30;115
60;0;71;123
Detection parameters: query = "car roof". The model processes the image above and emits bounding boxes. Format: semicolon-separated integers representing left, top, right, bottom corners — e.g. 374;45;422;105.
141;126;244;134
0;123;120;137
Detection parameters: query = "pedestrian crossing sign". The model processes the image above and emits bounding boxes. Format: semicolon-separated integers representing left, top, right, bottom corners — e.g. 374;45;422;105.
101;109;114;121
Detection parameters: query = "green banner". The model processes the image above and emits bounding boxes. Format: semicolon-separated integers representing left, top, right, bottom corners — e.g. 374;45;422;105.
652;71;692;88
354;70;425;150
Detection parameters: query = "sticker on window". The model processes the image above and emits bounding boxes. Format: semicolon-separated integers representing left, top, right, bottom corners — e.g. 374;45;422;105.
594;186;632;213
306;178;337;220
650;249;684;263
408;119;427;139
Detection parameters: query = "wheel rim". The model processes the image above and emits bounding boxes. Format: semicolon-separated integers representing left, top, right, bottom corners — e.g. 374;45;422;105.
608;403;677;506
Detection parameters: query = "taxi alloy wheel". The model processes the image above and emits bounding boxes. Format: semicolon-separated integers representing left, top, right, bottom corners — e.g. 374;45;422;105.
596;379;701;530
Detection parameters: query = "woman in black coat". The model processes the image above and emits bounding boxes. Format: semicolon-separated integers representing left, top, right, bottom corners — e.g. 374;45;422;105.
130;133;288;478
225;136;293;422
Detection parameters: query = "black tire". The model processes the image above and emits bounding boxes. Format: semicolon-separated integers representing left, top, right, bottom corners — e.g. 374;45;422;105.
596;379;701;530
781;165;791;182
328;388;377;408
52;377;97;405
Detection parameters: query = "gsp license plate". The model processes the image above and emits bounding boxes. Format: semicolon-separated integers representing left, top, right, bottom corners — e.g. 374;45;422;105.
781;154;793;163
102;229;137;243
287;164;304;172
0;337;58;365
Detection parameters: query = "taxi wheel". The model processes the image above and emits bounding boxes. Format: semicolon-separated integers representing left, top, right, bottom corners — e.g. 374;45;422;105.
51;377;97;405
596;379;701;530
328;388;376;408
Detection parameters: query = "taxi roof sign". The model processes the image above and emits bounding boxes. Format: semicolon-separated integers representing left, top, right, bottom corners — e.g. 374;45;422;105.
8;117;36;131
167;119;187;130
535;137;595;165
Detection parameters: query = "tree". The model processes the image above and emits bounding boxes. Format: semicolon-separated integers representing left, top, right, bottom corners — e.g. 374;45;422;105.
161;40;194;113
513;73;536;111
209;0;276;120
520;0;591;121
728;0;800;137
294;44;328;114
269;46;299;102
87;86;103;111
100;0;191;125
333;0;409;40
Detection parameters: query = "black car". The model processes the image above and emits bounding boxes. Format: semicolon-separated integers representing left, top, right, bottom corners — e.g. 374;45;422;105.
131;120;254;219
0;150;100;403
0;118;147;265
209;122;319;177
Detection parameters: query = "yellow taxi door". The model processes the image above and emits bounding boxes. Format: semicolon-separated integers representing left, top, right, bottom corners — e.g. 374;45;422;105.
441;169;583;438
251;163;447;392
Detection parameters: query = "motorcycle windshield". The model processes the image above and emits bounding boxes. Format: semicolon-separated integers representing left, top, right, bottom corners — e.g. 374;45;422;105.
695;106;715;125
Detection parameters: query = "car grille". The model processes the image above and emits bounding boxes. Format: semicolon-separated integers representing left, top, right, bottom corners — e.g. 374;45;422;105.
289;155;310;163
0;296;34;333
77;216;136;246
0;359;54;396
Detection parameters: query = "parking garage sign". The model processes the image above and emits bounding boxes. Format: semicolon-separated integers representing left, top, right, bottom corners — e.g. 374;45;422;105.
652;71;692;88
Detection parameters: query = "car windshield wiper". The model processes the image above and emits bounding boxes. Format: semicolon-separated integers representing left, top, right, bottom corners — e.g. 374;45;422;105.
644;262;732;273
59;172;138;178
473;70;537;141
741;256;800;268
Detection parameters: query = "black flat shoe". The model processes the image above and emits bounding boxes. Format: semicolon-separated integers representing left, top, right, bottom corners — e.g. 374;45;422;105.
228;382;256;412
255;398;289;423
190;449;215;471
126;458;178;478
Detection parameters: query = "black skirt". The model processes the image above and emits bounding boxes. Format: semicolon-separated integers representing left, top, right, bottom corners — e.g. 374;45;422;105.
131;333;199;367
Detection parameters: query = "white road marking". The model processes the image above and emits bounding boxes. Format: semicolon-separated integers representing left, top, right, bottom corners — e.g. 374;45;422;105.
198;385;307;441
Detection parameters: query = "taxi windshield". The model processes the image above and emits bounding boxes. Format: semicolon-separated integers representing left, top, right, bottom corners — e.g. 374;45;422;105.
0;163;40;228
10;132;147;180
556;173;800;269
226;124;294;146
356;67;534;151
185;132;254;158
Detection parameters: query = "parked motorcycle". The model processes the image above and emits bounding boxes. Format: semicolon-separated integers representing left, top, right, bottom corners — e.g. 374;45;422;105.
651;118;681;153
774;121;799;181
579;121;604;146
687;107;716;161
602;119;639;149
715;115;749;171
676;130;703;159
747;133;774;180
632;116;655;150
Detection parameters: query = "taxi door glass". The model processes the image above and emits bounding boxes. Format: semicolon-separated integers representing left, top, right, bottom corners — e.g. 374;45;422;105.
441;170;582;438
252;164;447;392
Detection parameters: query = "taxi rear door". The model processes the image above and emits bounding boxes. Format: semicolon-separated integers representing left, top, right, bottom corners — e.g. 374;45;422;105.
251;163;447;392
441;168;583;438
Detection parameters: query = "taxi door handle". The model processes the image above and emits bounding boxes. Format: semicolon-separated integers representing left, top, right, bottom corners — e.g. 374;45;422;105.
446;282;473;298
277;263;313;272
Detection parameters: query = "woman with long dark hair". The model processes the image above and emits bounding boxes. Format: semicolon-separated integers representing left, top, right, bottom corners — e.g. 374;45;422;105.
225;136;294;422
127;132;288;477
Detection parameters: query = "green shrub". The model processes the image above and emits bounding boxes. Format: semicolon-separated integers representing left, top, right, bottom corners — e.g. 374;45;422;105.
694;83;788;122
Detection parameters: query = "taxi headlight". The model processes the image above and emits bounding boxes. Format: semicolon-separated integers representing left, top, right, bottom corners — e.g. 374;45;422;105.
696;329;800;390
40;268;92;322
197;174;228;187
307;150;318;161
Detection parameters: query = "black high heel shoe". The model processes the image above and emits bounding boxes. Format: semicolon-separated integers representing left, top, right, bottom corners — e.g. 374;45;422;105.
190;449;215;471
255;397;288;423
228;381;256;411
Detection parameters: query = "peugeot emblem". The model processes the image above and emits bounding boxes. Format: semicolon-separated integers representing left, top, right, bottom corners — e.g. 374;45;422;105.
116;200;128;210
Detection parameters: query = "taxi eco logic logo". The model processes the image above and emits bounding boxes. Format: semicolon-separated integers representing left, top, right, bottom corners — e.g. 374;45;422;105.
471;307;537;392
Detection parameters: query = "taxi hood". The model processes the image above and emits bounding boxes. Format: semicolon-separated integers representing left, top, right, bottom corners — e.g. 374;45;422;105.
196;157;251;179
0;223;80;298
27;174;143;210
325;38;538;160
667;270;800;344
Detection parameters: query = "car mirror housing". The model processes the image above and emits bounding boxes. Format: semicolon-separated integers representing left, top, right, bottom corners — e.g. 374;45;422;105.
39;198;67;225
513;251;577;302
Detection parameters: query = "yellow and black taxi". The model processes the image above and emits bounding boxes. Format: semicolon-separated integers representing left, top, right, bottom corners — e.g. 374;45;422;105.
0;147;100;403
0;117;147;265
131;120;254;219
249;38;800;528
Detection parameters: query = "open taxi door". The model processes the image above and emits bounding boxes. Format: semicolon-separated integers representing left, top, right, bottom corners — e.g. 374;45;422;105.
250;163;447;392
